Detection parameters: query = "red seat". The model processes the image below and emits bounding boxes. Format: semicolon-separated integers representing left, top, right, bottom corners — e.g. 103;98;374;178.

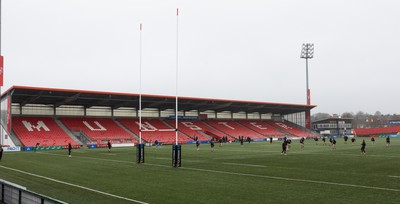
165;120;215;141
237;120;285;137
60;117;136;143
118;118;190;144
265;121;314;137
204;120;265;139
12;116;79;147
354;126;400;136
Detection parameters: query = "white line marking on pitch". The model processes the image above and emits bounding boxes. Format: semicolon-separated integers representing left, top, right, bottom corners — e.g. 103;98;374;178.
100;153;117;156
72;151;86;154
223;162;268;168
0;165;149;204
389;175;400;179
37;152;400;192
222;162;317;171
154;157;170;160
177;166;400;192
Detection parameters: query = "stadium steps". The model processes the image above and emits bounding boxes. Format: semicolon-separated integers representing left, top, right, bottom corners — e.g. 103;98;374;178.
72;131;92;145
113;118;140;142
201;121;234;139
8;130;24;147
283;120;320;137
0;121;23;146
196;131;212;140
237;120;283;137
55;118;83;145
161;120;194;139
235;120;267;137
278;129;296;137
202;121;229;137
268;121;293;137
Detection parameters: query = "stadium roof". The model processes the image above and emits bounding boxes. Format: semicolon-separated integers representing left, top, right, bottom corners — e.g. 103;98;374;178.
2;86;316;115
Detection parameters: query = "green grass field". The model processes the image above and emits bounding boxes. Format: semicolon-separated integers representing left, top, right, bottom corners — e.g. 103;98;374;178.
1;137;400;204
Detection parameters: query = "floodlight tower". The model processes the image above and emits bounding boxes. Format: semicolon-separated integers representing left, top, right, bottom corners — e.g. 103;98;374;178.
300;43;314;129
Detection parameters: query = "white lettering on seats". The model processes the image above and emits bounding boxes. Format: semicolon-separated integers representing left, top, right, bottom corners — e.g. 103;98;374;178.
83;121;107;131
22;120;50;131
135;122;157;131
250;122;267;130
218;122;235;130
275;122;292;130
181;122;202;130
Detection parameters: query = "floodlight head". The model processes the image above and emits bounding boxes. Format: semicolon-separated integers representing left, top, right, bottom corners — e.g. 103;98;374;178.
300;43;314;59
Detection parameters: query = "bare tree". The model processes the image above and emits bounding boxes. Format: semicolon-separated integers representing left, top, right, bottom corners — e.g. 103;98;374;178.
341;112;354;118
311;113;331;122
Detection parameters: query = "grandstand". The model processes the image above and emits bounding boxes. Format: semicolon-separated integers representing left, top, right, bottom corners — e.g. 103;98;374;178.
354;126;400;137
1;86;317;148
4;87;400;204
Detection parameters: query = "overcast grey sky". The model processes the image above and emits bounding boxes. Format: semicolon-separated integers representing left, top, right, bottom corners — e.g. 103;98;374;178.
2;0;400;115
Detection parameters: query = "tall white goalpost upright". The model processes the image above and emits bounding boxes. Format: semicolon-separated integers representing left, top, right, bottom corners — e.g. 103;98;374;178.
172;8;182;167
136;9;181;167
139;23;143;145
136;23;145;164
175;8;179;146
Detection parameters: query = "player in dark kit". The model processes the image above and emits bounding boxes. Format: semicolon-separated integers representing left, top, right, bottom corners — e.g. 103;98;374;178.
34;142;40;152
300;137;305;149
371;137;375;145
68;142;72;158
240;136;244;146
344;135;348;144
332;138;337;150
210;139;215;152
196;140;200;151
281;140;287;155
322;137;326;145
0;145;3;161
314;137;319;145
361;139;366;155
386;136;390;147
107;140;112;153
351;138;356;146
269;137;273;144
287;139;292;150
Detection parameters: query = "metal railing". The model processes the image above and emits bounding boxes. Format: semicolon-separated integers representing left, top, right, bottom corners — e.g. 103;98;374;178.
0;179;67;204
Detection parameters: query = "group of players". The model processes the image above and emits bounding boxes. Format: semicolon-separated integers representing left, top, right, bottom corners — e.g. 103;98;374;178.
195;136;234;152
192;134;393;156
66;139;112;158
63;135;392;157
0;134;392;160
281;135;392;155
